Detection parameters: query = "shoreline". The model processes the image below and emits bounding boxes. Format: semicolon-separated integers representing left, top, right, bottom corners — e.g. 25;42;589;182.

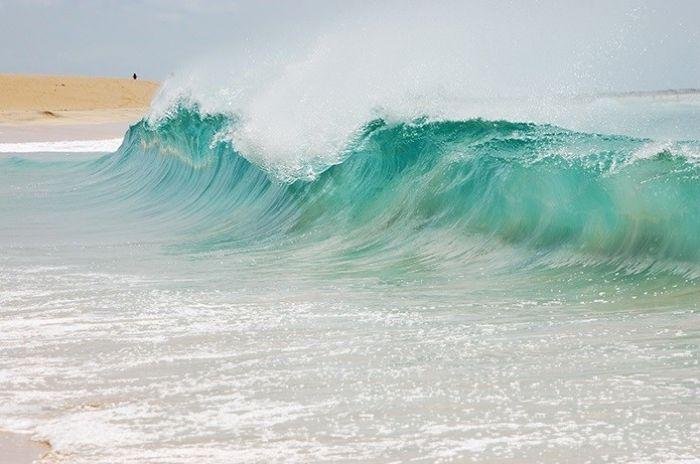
0;74;145;463
0;73;157;144
0;107;149;126
0;119;136;144
0;431;50;464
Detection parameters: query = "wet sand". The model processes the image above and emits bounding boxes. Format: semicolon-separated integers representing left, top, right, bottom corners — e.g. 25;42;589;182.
0;432;49;464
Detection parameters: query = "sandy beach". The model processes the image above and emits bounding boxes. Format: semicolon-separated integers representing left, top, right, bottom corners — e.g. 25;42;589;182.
0;74;158;142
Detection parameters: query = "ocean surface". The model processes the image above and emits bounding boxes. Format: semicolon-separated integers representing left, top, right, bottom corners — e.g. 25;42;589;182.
1;94;699;463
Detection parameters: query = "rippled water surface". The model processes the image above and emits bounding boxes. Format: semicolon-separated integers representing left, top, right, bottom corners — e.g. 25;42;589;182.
1;104;699;463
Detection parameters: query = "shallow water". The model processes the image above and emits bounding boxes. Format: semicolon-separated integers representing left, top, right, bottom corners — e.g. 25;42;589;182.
1;98;699;463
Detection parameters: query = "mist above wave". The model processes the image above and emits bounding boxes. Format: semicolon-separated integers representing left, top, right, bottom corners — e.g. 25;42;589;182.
145;1;700;172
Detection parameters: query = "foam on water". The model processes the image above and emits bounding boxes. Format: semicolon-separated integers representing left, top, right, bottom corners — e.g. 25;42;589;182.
0;99;699;462
2;4;700;460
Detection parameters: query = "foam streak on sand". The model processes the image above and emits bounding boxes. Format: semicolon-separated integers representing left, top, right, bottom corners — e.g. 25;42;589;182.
0;73;156;154
0;74;157;151
0;138;123;153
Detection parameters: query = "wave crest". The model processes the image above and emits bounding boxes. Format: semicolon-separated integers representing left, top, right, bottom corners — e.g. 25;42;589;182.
100;108;700;277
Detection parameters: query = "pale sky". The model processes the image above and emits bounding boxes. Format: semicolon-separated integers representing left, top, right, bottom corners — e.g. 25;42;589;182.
1;0;698;92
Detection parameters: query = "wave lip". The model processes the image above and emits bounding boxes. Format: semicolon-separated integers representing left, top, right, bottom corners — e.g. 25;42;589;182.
101;107;700;278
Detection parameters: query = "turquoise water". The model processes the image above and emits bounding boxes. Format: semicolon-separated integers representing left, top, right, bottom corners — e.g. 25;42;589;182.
0;101;699;462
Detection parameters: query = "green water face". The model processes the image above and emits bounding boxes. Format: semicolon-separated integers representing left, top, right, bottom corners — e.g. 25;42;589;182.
0;111;698;463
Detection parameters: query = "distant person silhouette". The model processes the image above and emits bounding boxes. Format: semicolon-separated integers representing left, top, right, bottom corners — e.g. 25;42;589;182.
133;73;137;80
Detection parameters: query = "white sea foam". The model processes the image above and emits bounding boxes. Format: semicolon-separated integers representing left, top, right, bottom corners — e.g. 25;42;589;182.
0;138;123;153
2;3;700;462
146;4;700;179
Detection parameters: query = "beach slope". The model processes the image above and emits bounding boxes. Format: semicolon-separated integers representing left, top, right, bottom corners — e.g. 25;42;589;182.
0;74;158;142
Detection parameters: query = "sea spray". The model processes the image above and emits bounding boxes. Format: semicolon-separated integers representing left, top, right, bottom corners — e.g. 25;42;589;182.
2;101;699;464
86;108;700;278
